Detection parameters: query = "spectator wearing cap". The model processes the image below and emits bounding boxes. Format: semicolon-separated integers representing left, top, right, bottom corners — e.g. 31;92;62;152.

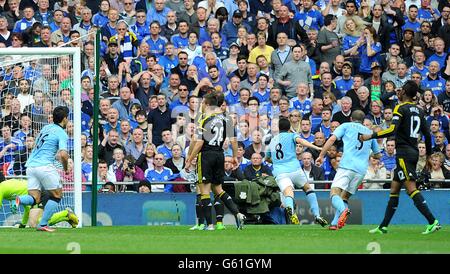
13;6;36;33
422;61;446;97
403;5;421;32
334;62;354;97
136;180;152;193
103;40;124;75
364;61;383;101
268;5;310;48
222;42;240;75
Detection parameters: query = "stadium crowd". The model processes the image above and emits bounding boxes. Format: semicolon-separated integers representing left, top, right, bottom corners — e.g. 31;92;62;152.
1;0;450;193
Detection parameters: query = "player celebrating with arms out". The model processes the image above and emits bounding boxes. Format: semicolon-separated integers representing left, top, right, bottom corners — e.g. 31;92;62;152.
15;106;70;232
316;110;381;230
185;93;246;230
360;81;441;235
266;117;328;226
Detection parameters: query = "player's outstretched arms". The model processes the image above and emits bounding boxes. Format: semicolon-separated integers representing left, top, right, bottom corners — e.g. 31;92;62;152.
296;137;322;151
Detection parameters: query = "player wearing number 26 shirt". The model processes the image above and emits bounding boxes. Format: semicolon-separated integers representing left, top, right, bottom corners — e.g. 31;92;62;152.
266;118;328;226
360;81;440;235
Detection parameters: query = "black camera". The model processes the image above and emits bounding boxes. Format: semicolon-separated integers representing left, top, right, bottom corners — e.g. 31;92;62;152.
127;162;135;169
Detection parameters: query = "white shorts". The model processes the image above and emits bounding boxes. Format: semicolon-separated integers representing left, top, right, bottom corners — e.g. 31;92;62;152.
275;169;309;193
331;168;365;195
26;166;62;191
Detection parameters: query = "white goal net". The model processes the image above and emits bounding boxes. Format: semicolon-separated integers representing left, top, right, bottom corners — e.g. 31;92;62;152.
0;48;82;227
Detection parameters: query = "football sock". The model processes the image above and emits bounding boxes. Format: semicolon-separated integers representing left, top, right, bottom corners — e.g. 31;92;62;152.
48;210;69;226
306;190;320;217
380;194;399;228
331;198;347;226
195;194;205;225
200;195;213;225
410;190;435;224
218;191;239;215
331;195;346;215
38;199;59;227
19;195;35;206
213;195;224;223
284;196;295;213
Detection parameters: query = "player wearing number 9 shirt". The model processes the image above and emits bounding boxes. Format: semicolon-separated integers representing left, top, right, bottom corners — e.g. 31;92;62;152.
266;118;328;226
360;80;441;235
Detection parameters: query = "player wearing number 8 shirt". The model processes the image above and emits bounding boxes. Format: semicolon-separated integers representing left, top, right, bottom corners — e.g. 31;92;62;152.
266;118;328;226
185;93;246;230
360;80;441;235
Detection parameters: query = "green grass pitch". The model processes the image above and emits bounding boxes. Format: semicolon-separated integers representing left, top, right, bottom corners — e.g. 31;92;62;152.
0;225;448;254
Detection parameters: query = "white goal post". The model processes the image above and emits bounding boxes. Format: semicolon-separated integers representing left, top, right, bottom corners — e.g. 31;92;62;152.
0;47;82;227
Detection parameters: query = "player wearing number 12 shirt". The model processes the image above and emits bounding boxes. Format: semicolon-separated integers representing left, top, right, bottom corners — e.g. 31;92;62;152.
360;80;441;235
266;118;328;226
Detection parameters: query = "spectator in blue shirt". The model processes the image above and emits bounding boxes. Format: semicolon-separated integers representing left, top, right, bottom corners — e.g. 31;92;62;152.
403;5;421;32
157;129;175;160
92;0;111;27
146;0;171;26
144;153;175;192
0;124;23;168
142;21;168;58
13;6;36;33
130;10;151;44
294;0;324;31
421;61;446;96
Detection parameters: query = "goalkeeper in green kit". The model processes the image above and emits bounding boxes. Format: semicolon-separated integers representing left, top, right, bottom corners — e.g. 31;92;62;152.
0;173;78;228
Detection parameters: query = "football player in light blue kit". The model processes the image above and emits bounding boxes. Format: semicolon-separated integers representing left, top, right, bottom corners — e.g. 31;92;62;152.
266;118;328;226
316;110;381;230
15;106;70;232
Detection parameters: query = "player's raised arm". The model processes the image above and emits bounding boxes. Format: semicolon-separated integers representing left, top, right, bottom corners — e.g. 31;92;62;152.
295;136;322;151
316;135;337;166
361;111;401;141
